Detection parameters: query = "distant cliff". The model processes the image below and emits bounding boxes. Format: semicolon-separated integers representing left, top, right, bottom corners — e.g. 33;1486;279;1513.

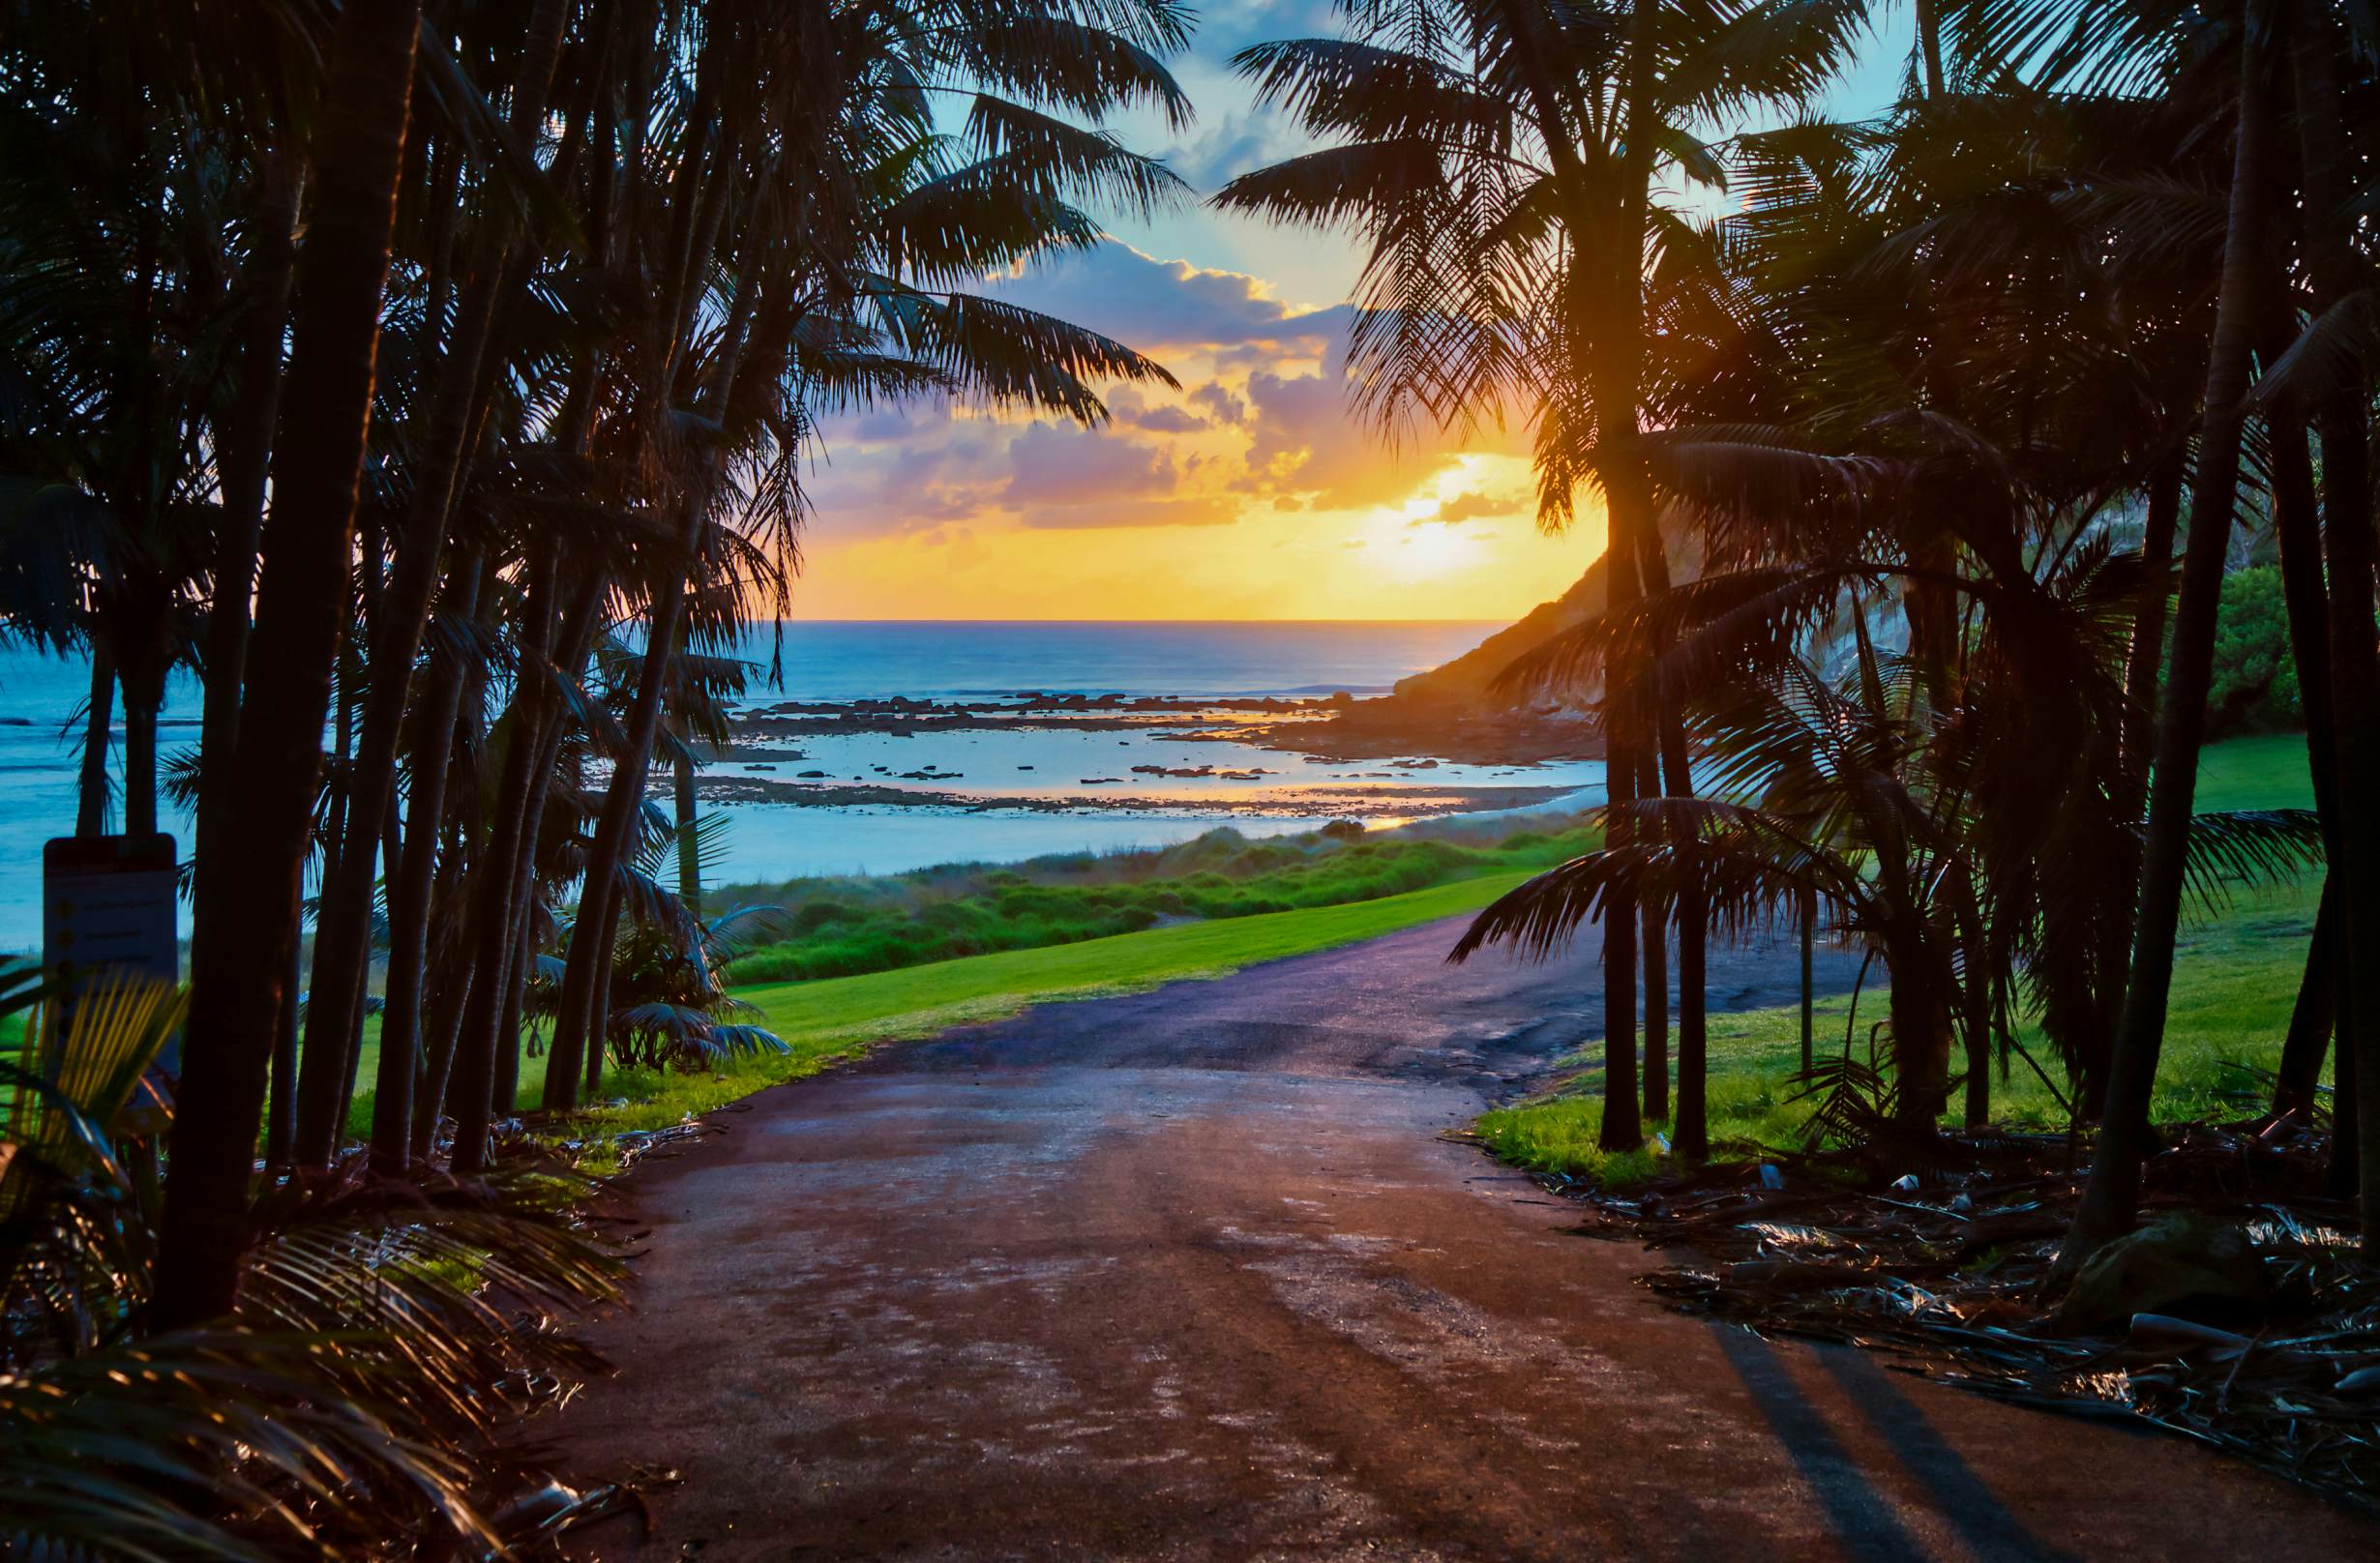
1393;559;1609;707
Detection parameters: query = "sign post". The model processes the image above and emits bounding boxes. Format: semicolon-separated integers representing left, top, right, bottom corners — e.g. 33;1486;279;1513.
42;833;181;1074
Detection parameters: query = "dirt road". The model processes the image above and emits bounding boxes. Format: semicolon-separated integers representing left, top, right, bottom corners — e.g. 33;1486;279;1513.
550;917;2368;1560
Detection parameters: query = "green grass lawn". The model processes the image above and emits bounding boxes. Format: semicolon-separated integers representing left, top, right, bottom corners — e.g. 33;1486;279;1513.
2191;730;2316;812
1475;734;2329;1183
348;870;1537;1148
711;824;1595;986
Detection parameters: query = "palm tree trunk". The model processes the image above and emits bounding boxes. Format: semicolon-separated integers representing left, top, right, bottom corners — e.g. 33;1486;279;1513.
1668;748;1708;1156
299;0;576;1157
153;0;426;1329
2331;988;2361;1198
1596;601;1643;1150
122;686;159;837
266;929;302;1170
1639;751;1668;1125
2275;875;2335;1121
675;746;701;919
198;146;301;886
1641;530;1705;1153
1800;889;1815;1075
1959;897;1991;1130
2119;464;2185;782
2290;10;2380;1244
293;523;380;1162
2063;15;2274;1274
2266;355;2340;837
408;826;481;1155
1889;935;1955;1131
450;570;599;1167
75;647;114;837
410;928;477;1162
2263;371;2346;1131
369;553;485;1170
2091;460;2187;1113
1587;0;1662;1158
336;787;402;1134
585;901;621;1098
490;896;533;1119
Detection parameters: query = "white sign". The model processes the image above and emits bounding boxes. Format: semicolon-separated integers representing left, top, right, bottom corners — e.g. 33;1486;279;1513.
43;833;180;1074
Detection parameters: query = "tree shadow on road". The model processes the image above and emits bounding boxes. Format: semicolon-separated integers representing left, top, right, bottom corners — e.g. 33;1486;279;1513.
1711;1324;2079;1563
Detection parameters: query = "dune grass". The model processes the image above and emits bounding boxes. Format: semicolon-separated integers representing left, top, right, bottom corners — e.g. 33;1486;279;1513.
1474;734;2328;1183
348;869;1539;1145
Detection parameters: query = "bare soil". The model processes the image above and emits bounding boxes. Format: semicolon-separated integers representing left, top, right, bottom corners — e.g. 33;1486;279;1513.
549;918;2370;1560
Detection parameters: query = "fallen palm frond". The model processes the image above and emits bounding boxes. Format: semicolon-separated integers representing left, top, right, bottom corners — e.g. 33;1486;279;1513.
1516;1116;2380;1511
0;962;628;1558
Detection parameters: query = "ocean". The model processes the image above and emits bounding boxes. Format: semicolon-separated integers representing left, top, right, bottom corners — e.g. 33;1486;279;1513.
0;621;1601;949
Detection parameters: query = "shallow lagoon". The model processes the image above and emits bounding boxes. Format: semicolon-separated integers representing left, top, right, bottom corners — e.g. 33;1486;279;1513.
0;622;1599;947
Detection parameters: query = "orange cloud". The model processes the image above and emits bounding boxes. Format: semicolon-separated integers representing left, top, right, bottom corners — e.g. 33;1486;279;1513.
786;240;1597;618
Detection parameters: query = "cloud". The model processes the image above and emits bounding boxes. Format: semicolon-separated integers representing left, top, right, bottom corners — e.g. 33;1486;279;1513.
846;404;939;442
985;238;1342;354
1190;0;1339;52
1108;386;1209;433
1003;422;1175;508
800;415;1009;537
792;241;1507;544
997;425;1237;529
1422;492;1523;525
1128;404;1209;433
1236;353;1454;511
1020;495;1239;529
1159;109;1314;195
1190;382;1248;427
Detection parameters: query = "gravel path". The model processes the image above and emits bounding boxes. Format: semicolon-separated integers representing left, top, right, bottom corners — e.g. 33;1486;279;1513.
550;916;2367;1560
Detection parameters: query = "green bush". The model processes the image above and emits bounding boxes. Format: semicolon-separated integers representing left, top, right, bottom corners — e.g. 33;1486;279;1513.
2207;565;2303;737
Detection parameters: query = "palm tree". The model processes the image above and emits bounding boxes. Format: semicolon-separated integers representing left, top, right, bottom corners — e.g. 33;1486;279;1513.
1457;586;2322;1146
298;0;581;1172
1220;0;1864;1152
2062;0;2279;1268
2282;4;2380;1231
1458;638;1994;1142
157;0;429;1328
1;0;1231;1450
517;0;1198;1121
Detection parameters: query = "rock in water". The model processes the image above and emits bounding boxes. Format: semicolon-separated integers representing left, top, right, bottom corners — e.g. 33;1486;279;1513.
2055;1211;2273;1332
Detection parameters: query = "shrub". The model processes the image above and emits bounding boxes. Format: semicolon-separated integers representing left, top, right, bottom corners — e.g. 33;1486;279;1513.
2207;566;2303;737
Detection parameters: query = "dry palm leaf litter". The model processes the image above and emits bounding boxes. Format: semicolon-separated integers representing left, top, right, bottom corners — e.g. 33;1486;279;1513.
1527;1113;2380;1511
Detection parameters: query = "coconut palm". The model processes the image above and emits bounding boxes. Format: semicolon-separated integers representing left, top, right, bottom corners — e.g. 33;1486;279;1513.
1458;546;2325;1141
520;0;1197;1123
141;0;1213;1184
1219;0;1867;1151
81;0;1207;1314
